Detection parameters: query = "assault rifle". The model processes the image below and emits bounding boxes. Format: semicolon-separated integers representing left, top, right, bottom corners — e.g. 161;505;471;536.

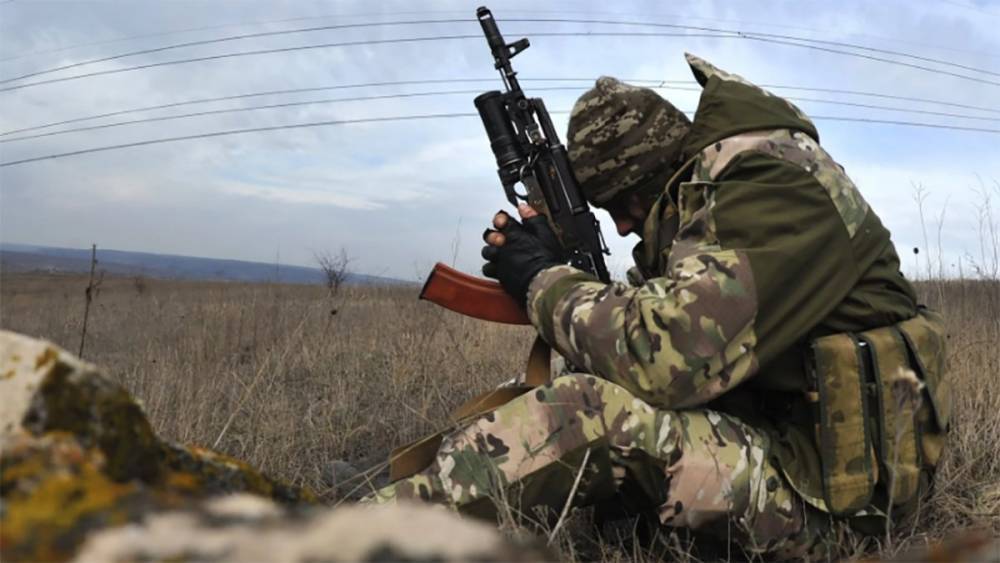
420;6;611;325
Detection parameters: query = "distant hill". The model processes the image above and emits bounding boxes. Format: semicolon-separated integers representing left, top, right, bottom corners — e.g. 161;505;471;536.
0;243;405;286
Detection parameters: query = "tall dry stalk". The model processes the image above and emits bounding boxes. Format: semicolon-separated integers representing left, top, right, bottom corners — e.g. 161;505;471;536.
78;244;99;358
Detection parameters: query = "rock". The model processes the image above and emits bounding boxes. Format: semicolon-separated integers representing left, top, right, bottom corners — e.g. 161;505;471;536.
0;331;314;561
74;498;550;562
0;330;550;562
1;430;178;562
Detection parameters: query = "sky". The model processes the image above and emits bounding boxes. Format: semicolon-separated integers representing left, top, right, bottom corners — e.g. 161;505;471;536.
1;0;999;281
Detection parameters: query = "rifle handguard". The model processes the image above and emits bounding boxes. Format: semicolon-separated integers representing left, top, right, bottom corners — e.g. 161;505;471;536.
420;262;530;325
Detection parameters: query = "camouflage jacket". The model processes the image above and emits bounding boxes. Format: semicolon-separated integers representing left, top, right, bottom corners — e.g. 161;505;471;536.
526;54;919;509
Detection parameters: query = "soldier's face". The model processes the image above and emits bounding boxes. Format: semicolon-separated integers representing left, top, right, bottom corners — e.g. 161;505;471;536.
603;193;649;237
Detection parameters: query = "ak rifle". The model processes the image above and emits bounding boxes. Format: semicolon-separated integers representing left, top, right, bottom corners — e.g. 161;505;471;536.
420;6;611;324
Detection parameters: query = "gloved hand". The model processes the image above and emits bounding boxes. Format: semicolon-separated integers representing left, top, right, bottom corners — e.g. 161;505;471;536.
482;204;564;305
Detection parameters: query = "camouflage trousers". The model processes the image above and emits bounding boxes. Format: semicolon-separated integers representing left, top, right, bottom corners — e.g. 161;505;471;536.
370;373;832;559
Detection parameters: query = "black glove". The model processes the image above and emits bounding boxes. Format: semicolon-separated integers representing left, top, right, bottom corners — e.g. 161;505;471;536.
482;211;564;305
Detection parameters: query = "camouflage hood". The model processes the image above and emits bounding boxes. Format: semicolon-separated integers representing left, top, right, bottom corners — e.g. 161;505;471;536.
679;53;820;161
631;54;822;278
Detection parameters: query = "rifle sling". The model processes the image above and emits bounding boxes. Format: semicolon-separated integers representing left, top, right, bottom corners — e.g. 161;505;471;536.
388;336;551;482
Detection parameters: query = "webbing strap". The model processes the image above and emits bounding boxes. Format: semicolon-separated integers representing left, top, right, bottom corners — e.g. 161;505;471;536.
524;335;551;387
388;336;551;482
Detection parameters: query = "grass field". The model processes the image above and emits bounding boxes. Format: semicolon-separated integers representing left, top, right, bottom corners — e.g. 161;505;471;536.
1;271;997;560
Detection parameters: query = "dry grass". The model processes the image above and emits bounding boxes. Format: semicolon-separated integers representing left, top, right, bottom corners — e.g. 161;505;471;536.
1;271;997;560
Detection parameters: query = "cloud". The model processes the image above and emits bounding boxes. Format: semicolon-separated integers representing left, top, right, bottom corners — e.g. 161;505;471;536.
1;0;998;278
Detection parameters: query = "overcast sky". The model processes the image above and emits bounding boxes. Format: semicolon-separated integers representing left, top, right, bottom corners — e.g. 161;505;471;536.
1;0;998;281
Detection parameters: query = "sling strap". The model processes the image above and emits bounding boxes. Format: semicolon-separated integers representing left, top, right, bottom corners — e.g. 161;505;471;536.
388;336;551;481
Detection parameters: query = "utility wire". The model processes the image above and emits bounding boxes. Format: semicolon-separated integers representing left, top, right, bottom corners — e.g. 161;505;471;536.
0;32;719;93
0;113;476;167
4;76;997;138
6;6;991;65
0;88;536;143
0;19;469;84
523;18;1000;78
5;16;998;85
784;94;1000;119
0;34;469;93
4;84;1000;145
752;83;1000;114
544;32;1000;87
0;10;473;62
3;26;1000;92
3;111;998;168
0;78;497;136
736;33;1000;86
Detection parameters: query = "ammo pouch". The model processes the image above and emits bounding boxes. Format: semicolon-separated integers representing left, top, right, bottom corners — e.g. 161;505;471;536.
809;308;949;516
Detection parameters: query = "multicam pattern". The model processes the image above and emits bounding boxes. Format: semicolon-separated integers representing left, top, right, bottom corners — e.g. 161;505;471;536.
861;328;923;509
567;76;691;205
693;128;870;237
527;163;759;410
371;54;938;560
811;332;876;515
527;251;757;410
897;309;951;428
371;373;820;558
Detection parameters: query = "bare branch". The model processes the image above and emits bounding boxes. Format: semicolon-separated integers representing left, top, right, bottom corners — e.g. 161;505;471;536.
314;248;353;297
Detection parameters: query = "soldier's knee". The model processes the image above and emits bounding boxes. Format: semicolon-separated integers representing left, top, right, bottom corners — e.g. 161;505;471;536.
549;372;593;389
549;373;638;397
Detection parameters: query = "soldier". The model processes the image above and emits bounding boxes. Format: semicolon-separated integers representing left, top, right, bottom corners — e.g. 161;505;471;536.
370;54;950;559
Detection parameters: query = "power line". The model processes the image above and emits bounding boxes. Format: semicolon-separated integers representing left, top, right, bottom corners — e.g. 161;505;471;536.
0;88;523;143
6;16;998;86
4;29;999;95
0;34;464;93
0;78;496;136
5;84;1000;145
4;76;997;138
811;115;1000;132
545;32;1000;87
0;113;478;167
7;6;992;66
0;19;469;84
0;32;719;93
3;111;998;168
520;18;1000;78
752;83;1000;114
0;10;474;62
754;94;1000;120
735;33;1000;86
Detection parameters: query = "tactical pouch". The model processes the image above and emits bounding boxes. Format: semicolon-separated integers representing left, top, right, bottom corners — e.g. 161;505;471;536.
895;308;951;467
810;333;876;515
857;327;921;506
810;309;949;516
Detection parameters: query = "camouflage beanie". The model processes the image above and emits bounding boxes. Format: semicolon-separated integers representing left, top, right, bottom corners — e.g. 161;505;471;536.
567;77;691;205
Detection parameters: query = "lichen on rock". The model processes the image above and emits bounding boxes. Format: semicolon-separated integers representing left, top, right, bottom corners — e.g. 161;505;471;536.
1;330;547;563
0;330;315;562
1;431;177;562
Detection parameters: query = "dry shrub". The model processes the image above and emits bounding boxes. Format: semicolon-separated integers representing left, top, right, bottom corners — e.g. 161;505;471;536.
1;272;997;560
891;279;1000;553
